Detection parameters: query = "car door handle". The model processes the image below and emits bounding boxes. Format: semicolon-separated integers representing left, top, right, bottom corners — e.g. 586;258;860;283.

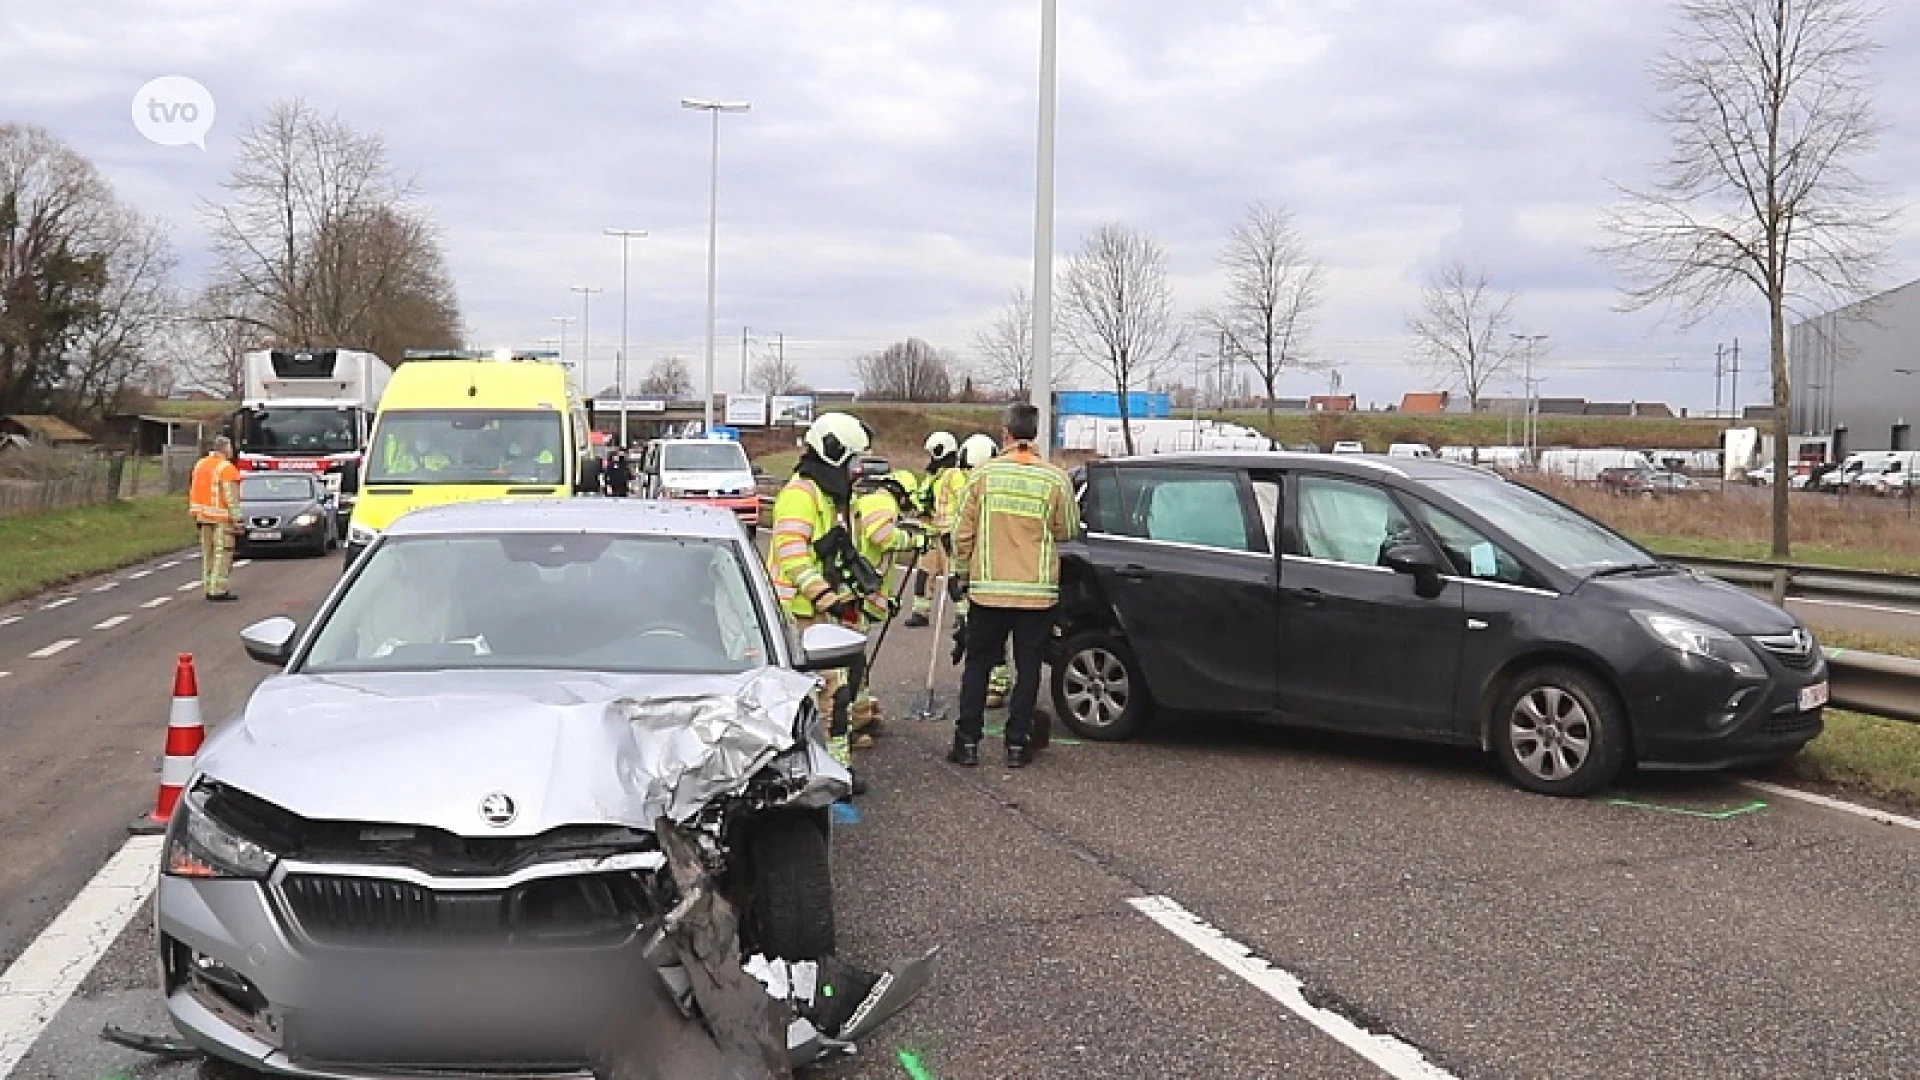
1287;587;1324;608
1115;564;1152;581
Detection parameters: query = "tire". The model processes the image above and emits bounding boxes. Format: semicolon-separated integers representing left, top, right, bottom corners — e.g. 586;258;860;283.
1492;665;1628;796
742;810;835;960
1051;631;1151;741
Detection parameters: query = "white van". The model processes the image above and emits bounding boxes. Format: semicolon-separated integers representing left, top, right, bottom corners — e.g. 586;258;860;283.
1387;443;1436;459
1537;448;1654;484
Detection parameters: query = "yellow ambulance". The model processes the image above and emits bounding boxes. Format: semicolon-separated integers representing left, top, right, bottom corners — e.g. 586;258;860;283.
344;350;590;564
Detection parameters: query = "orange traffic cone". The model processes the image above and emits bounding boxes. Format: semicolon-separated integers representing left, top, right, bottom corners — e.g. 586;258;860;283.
131;654;205;835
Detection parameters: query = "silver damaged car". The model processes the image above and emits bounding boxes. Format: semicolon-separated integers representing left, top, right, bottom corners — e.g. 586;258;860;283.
156;499;872;1076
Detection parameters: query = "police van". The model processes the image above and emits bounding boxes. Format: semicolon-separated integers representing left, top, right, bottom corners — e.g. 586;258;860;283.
344;350;591;564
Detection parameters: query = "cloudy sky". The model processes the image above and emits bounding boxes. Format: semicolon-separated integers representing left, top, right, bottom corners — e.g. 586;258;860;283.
7;0;1920;413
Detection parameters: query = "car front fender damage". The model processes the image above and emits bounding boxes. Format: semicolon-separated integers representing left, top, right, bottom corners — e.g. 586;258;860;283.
593;818;939;1079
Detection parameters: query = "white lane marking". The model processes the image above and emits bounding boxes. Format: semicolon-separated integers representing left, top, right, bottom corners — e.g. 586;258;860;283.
234;559;252;568
0;616;19;628
93;615;130;631
1128;895;1457;1080
0;672;9;680
158;560;179;570
127;569;152;580
140;596;171;610
91;582;119;593
176;581;200;592
26;640;77;660
1791;597;1920;619
0;835;164;1074
1745;780;1920;833
39;598;74;611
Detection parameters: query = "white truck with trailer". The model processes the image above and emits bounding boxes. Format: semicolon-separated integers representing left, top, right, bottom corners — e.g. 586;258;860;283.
229;348;393;524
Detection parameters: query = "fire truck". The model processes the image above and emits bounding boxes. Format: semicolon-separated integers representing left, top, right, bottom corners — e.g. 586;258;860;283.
229;348;393;523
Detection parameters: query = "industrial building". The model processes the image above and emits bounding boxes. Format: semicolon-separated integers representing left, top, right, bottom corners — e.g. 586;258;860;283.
1789;277;1920;453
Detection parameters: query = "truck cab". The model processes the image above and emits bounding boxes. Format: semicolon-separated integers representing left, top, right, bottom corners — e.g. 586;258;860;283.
231;348;393;523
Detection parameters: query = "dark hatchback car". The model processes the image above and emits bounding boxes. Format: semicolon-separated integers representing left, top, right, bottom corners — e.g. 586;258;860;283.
235;472;339;557
1049;453;1828;796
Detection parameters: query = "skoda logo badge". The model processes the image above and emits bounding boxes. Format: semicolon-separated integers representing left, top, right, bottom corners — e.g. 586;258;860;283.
478;792;517;828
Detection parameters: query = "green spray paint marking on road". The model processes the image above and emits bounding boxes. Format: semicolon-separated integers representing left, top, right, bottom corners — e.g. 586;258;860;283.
1608;797;1769;820
898;1049;937;1080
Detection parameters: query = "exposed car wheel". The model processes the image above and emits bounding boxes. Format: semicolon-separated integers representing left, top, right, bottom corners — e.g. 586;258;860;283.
1493;665;1628;797
1052;632;1149;741
743;810;836;960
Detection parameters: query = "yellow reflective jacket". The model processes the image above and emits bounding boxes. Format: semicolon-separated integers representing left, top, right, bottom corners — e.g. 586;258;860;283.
953;444;1079;609
768;475;839;619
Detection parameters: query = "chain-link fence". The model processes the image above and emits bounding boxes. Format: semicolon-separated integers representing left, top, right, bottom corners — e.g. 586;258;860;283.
0;449;195;517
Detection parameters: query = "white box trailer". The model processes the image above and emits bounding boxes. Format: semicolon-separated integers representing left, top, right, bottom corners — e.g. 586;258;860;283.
1537;448;1654;483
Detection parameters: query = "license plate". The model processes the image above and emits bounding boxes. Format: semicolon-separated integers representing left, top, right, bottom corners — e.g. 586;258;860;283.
249;530;282;541
1798;682;1829;711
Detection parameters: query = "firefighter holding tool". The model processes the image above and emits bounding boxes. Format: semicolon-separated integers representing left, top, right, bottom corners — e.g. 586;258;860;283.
846;466;929;747
767;412;880;787
907;431;964;628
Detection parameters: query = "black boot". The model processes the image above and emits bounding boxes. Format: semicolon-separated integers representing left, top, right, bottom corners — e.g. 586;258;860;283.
1005;742;1032;768
905;611;929;628
947;736;979;767
850;769;870;796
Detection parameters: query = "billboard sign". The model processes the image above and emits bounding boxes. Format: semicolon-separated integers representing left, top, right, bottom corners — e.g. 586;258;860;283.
770;395;815;425
724;393;768;427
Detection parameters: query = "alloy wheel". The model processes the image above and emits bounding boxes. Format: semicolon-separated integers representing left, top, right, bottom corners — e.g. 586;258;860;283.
1508;686;1593;782
1062;647;1131;731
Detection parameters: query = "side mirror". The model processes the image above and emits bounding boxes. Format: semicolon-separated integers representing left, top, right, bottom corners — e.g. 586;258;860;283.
796;623;867;672
1382;543;1446;599
240;616;299;666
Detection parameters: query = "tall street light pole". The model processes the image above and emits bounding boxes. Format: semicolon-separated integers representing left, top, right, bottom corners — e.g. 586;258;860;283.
604;229;648;447
682;97;751;434
1511;333;1548;462
572;286;603;402
552;316;577;390
1029;0;1059;458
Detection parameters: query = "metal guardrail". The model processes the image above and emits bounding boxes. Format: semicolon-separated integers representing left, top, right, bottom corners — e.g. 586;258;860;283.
1658;553;1920;613
752;503;1920;725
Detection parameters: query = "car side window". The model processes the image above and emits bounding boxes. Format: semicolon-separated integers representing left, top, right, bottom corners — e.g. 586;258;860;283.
1290;475;1415;567
1408;500;1543;588
1088;467;1257;553
1250;477;1281;553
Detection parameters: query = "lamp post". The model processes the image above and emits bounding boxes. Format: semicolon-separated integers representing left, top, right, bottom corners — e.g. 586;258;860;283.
604;229;648;446
681;97;751;433
1510;333;1548;461
571;286;603;401
1029;0;1059;457
551;316;577;390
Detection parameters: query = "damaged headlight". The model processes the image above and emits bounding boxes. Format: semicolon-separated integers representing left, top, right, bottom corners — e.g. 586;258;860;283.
163;783;279;880
1632;611;1763;678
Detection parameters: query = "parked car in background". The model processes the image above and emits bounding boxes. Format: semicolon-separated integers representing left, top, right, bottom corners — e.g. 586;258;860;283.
1537;448;1654;484
1388;443;1435;459
234;472;338;556
160;500;863;1076
1330;440;1366;454
1051;453;1827;797
640;437;761;532
1643;470;1706;496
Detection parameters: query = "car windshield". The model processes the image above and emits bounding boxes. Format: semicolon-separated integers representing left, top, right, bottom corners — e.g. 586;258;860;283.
366;409;565;486
303;532;772;675
1429;477;1652;575
241;475;317;500
240;406;357;453
663;442;750;472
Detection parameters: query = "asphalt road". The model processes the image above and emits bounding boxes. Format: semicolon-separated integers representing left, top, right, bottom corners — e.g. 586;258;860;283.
2;553;1918;1079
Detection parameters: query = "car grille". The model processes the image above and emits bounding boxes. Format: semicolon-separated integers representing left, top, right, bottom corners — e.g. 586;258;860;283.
248;515;280;529
1763;710;1823;740
1751;630;1820;670
277;871;652;947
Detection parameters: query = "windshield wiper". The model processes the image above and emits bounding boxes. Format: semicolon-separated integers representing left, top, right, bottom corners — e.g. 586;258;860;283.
1586;563;1666;580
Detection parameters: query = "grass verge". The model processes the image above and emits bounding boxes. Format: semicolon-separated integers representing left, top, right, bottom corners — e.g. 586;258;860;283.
0;496;198;606
1637;534;1920;576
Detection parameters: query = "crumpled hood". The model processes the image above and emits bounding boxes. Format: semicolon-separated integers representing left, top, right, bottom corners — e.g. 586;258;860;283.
662;469;755;493
196;666;822;836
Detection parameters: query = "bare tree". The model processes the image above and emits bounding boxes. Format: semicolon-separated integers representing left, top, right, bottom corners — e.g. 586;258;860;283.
971;285;1078;398
203;99;462;359
1204;203;1325;430
1058;223;1186;454
854;338;954;402
0;123;177;422
1406;259;1517;411
1603;0;1892;558
748;347;805;395
640;355;694;397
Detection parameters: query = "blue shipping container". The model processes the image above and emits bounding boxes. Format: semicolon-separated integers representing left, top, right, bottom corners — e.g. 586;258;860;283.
1053;391;1171;419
